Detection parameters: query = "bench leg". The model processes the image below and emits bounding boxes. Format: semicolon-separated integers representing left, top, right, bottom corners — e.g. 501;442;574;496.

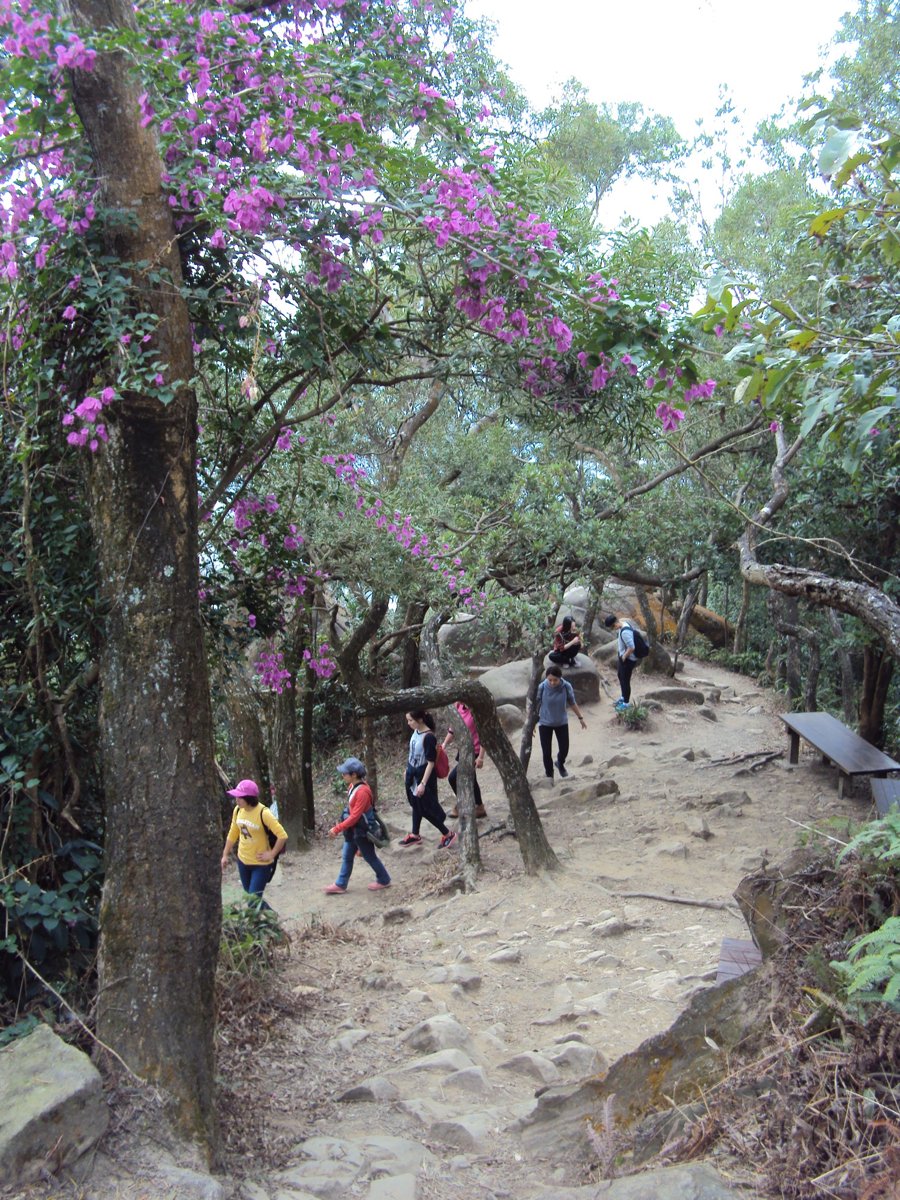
788;732;799;765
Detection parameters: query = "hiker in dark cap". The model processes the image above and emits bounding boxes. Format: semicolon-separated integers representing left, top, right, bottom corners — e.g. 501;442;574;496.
323;757;391;895
606;613;637;711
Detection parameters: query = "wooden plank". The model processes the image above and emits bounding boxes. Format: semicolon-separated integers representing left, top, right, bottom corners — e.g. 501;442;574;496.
716;937;762;985
780;712;900;777
871;777;900;817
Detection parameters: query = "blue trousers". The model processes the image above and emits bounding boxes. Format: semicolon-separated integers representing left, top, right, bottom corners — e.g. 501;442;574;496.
237;859;275;909
335;837;391;888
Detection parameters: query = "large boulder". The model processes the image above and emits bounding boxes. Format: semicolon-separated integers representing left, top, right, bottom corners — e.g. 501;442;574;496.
734;847;833;958
642;686;705;706
541;655;600;704
478;657;600;710
477;659;536;707
0;1024;109;1184
519;966;773;1163
437;613;500;663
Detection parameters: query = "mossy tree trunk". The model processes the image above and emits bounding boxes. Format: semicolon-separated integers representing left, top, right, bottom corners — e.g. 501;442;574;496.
65;0;221;1161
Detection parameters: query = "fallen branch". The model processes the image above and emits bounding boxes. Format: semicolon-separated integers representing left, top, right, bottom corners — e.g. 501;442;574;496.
703;749;783;770
612;890;740;911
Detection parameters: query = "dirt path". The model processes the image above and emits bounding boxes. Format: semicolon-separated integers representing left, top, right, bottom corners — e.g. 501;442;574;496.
209;656;864;1199
53;656;868;1200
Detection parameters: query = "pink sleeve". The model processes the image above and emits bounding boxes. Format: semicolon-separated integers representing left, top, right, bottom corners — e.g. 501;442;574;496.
460;707;481;756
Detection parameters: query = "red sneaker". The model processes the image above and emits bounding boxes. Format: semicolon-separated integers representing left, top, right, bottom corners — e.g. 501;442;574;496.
438;831;457;850
398;833;422;846
323;883;347;894
367;881;391;890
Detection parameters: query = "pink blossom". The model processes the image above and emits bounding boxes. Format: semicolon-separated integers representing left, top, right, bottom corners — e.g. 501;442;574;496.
656;402;685;432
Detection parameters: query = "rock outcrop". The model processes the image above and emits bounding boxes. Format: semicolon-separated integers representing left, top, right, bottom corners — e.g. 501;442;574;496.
0;1024;109;1184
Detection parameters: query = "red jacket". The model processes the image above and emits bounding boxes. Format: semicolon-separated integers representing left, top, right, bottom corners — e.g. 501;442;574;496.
330;782;373;834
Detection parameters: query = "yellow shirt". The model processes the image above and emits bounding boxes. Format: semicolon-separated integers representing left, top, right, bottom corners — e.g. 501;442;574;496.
226;804;287;866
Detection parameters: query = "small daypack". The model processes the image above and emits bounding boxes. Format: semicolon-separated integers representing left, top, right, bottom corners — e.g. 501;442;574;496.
628;625;650;660
434;745;450;779
363;807;391;849
347;784;390;849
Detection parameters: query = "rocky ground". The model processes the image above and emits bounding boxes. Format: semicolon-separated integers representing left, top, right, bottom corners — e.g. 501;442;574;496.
21;655;873;1200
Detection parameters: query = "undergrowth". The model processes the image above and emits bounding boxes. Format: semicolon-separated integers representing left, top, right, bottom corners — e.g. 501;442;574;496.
658;810;900;1198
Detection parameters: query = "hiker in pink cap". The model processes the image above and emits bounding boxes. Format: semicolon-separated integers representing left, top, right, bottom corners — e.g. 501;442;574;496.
221;779;287;908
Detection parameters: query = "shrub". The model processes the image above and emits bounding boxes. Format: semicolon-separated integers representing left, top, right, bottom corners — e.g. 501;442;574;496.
219;899;288;979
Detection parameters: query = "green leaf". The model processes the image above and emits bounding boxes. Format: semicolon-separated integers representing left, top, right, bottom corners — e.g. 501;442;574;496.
809;208;847;238
818;128;858;178
788;329;818;351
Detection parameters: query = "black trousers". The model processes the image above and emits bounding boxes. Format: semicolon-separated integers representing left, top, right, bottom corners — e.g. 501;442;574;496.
538;723;569;775
617;656;637;702
448;762;483;807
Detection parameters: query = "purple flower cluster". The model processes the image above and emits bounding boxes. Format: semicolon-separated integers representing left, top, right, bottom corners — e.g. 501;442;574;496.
303;643;336;679
61;386;116;452
255;646;292;693
322;452;484;608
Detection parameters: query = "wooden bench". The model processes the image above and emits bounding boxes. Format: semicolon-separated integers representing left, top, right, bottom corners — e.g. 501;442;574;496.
781;712;900;799
716;937;762;985
871;777;900;817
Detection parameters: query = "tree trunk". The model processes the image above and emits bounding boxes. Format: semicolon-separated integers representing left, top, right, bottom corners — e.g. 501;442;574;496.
65;0;220;1158
421;617;480;889
400;600;427;689
827;611;857;726
783;598;802;705
362;714;379;807
447;704;481;891
687;604;734;649
222;666;269;799
271;685;307;848
859;645;894;747
300;669;316;830
732;579;751;655
670;578;701;677
270;604;310;848
519;651;547;769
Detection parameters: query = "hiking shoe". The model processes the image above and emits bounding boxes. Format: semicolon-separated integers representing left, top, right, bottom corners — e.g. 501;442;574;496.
323;883;347;895
398;833;422;847
367;881;391;891
474;805;487;819
438;831;458;850
448;809;459;819
556;761;569;778
614;699;628;712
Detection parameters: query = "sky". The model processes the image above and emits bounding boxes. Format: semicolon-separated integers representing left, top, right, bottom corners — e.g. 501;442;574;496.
464;0;854;225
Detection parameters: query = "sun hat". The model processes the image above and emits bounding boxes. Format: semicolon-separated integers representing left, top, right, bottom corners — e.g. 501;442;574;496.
226;779;260;798
337;757;366;777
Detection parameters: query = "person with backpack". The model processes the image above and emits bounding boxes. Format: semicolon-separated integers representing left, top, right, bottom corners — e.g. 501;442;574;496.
548;615;583;667
442;701;487;820
400;709;456;849
535;664;587;781
220;778;287;909
605;613;648;711
323;757;391;894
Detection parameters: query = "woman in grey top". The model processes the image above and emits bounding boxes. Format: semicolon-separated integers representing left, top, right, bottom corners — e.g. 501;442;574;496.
535;665;587;780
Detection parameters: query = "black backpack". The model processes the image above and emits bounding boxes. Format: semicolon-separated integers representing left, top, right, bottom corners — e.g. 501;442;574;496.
245;805;285;876
627;625;650;659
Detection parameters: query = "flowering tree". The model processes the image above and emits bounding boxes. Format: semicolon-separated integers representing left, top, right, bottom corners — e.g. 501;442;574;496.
0;0;707;1155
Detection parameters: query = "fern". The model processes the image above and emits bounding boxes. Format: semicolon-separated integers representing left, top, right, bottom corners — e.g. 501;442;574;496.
832;915;900;1015
837;810;900;867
